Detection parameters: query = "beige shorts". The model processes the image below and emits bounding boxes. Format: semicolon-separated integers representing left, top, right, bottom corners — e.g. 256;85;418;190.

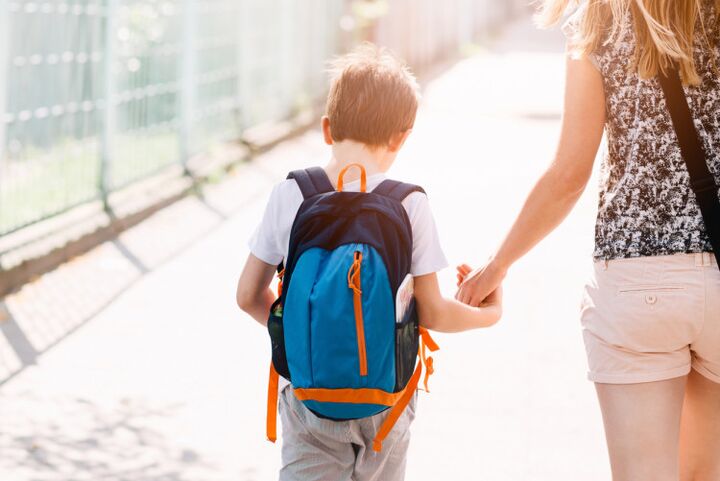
581;252;720;384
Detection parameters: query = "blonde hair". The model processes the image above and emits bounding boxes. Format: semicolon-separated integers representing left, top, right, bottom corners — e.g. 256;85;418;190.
538;0;720;84
325;44;420;147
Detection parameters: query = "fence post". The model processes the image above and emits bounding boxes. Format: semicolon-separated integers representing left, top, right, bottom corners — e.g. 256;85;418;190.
237;0;252;131
236;1;245;131
99;0;117;212
0;0;8;178
179;0;196;174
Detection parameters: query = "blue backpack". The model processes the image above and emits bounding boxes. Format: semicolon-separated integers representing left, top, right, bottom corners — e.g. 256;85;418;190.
265;164;438;452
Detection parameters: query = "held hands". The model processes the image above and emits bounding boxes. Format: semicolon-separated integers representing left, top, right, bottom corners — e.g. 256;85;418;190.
455;260;507;309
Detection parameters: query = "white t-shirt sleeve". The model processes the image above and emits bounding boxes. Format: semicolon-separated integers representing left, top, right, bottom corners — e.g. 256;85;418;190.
403;192;449;277
248;179;305;266
248;184;286;266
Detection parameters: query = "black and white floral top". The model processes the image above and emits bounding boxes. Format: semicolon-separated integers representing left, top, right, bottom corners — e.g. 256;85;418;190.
565;1;720;261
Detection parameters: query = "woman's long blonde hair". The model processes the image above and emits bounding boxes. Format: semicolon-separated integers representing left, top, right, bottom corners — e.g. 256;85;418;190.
539;0;719;84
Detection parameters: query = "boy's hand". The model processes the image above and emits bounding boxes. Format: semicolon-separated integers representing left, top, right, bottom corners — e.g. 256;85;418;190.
456;263;472;287
456;259;507;307
457;263;502;309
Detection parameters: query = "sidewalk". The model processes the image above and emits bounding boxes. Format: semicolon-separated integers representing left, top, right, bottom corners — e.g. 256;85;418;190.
0;17;611;481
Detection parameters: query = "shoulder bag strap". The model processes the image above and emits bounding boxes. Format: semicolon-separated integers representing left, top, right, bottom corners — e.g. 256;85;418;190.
658;67;720;268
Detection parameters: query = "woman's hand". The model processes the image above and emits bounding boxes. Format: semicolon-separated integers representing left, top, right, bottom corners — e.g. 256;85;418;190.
455;260;507;308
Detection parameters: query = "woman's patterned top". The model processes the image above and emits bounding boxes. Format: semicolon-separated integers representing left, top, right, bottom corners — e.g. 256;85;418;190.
565;1;720;261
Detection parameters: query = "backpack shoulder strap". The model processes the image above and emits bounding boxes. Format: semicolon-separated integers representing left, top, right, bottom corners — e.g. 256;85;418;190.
658;67;720;267
287;167;334;200
373;179;426;202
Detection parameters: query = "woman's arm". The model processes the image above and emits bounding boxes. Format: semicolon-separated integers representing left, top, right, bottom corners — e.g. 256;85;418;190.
415;272;502;333
456;54;606;307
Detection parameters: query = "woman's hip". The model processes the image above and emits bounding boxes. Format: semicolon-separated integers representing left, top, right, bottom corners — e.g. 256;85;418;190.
580;252;720;384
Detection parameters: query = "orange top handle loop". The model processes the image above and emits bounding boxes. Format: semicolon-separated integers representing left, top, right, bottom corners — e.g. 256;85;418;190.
337;163;367;193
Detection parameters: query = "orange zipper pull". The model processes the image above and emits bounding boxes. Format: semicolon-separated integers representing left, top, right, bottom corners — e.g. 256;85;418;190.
347;251;368;377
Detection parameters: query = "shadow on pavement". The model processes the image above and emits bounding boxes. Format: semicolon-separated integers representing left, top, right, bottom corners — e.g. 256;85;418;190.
0;395;217;481
0;194;233;387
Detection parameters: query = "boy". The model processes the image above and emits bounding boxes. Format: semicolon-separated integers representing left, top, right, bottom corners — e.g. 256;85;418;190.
237;44;502;481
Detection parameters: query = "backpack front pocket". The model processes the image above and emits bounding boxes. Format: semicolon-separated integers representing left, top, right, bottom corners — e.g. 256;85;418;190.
289;244;395;394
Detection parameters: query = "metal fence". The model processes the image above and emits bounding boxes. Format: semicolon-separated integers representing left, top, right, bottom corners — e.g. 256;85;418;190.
0;0;520;238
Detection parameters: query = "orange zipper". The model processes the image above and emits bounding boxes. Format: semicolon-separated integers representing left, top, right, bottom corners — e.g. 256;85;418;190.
347;251;368;377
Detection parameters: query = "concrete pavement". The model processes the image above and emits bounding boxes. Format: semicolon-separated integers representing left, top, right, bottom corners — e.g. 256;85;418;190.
0;16;611;481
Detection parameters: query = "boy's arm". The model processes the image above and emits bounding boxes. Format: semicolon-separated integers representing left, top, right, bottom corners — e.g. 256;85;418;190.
236;253;277;326
414;272;502;333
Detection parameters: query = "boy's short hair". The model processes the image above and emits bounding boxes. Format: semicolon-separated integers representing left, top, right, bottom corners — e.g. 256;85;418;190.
326;44;420;147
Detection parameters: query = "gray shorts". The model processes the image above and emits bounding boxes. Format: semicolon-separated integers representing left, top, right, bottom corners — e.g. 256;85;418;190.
278;386;417;481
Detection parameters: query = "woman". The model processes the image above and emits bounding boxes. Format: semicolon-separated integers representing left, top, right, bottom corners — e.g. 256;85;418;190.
456;1;720;480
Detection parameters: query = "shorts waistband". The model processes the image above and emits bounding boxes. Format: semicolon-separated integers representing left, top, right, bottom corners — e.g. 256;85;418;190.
694;252;717;267
598;252;717;270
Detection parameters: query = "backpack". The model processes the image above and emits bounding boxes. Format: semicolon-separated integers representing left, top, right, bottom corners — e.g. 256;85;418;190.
265;164;439;452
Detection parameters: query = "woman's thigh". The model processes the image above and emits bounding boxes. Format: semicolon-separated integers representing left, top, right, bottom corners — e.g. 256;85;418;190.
596;376;687;481
680;369;720;481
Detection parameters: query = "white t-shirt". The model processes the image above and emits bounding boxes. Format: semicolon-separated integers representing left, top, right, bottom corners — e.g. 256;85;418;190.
249;173;448;276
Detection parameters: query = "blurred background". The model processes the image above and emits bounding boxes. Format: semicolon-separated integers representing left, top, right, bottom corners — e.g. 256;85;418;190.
0;0;524;238
0;1;612;480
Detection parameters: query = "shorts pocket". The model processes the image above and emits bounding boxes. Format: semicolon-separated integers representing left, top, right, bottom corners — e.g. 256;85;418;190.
590;283;700;352
584;257;704;355
617;284;686;295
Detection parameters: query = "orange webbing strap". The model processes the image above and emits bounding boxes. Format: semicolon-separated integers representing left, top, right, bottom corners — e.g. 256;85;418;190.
419;327;439;392
267;362;279;443
268;269;284;442
294;386;404;405
372;359;423;452
337;163;367;193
